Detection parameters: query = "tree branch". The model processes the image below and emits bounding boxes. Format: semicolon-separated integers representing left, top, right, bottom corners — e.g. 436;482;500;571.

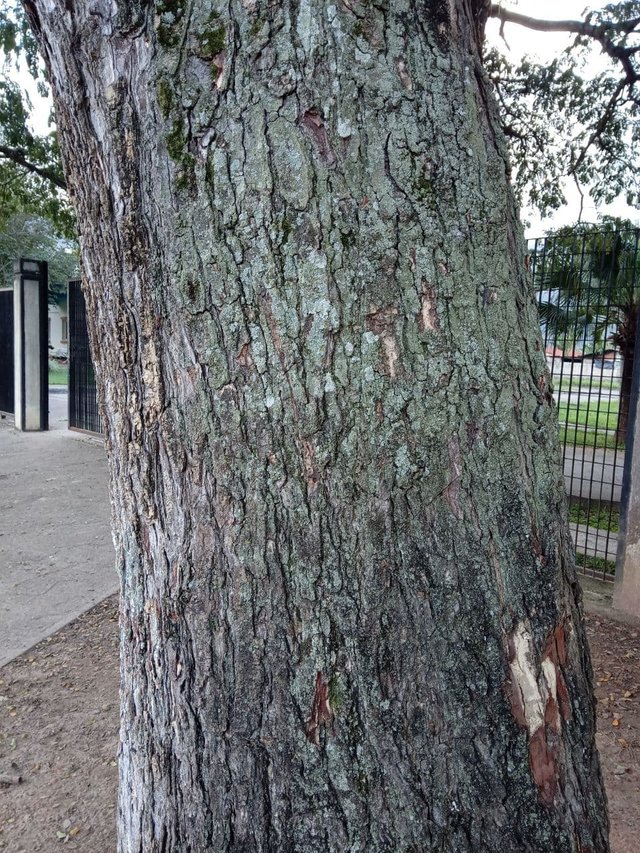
0;144;66;189
488;4;640;83
489;5;640;39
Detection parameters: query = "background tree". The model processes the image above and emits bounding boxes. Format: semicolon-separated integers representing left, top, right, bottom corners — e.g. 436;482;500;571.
21;1;610;851
535;219;640;442
0;211;78;300
0;0;72;234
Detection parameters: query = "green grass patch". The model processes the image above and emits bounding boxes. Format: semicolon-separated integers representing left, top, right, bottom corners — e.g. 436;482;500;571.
49;362;68;386
555;377;620;394
557;399;619;431
575;552;616;577
568;500;619;532
560;424;621;450
557;398;623;448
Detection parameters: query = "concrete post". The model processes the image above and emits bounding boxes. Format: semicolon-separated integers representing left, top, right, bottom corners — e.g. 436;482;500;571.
614;326;640;618
13;259;49;431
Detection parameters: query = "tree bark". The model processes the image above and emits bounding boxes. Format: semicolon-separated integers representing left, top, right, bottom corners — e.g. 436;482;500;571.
614;307;638;445
23;1;609;851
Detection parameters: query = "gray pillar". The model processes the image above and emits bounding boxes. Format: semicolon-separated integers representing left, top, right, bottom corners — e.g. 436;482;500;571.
13;259;49;431
614;329;640;618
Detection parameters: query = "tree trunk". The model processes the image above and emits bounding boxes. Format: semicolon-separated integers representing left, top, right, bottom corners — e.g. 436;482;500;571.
615;307;638;445
617;346;633;445
24;1;609;850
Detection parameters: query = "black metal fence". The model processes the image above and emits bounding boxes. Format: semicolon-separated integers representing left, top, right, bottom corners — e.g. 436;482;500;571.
530;226;640;582
0;288;13;414
68;280;101;434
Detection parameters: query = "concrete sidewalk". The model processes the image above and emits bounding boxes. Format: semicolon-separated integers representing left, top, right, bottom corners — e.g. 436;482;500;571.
0;394;116;667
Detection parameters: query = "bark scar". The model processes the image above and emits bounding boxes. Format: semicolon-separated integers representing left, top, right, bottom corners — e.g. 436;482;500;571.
301;109;336;166
237;342;253;368
366;304;400;379
305;671;334;745
418;282;440;332
442;435;463;518
301;439;321;494
505;618;572;806
396;57;413;90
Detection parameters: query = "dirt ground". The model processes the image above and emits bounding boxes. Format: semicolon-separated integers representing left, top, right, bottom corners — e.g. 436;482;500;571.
0;598;638;853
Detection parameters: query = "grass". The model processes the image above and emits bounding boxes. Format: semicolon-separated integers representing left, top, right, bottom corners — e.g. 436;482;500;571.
569;500;619;532
555;377;621;394
49;361;68;386
557;398;623;449
575;552;616;577
557;399;619;430
562;426;620;450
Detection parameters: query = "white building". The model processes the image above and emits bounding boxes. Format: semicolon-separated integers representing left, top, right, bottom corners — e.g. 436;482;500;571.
48;294;68;357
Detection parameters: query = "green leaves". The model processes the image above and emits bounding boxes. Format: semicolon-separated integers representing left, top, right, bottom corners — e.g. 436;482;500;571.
534;221;640;358
0;212;78;301
485;2;640;216
0;1;70;233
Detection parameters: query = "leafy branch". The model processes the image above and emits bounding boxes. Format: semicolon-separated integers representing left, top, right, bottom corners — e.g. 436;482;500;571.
486;2;640;215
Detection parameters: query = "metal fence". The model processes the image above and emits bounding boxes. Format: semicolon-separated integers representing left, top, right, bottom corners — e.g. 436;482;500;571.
0;288;14;414
530;226;640;582
68;280;102;435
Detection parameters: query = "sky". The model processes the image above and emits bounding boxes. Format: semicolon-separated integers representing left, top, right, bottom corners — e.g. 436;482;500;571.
485;0;639;236
18;1;639;237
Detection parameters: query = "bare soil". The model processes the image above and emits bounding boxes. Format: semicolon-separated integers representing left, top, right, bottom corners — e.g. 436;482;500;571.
0;596;638;852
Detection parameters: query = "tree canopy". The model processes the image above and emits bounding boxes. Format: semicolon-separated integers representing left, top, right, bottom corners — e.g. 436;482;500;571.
486;2;640;216
0;2;638;225
0;211;78;300
0;0;72;235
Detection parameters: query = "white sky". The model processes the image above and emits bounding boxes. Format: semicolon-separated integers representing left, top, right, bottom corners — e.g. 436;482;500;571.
485;0;640;236
19;1;639;237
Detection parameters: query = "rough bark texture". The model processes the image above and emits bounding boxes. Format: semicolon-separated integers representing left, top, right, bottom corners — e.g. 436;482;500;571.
24;1;609;851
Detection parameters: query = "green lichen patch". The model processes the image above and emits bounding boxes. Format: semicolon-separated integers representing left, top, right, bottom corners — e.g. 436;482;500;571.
165;118;186;161
328;674;345;713
164;119;196;192
197;12;226;60
175;154;196;193
249;17;265;38
154;0;185;48
340;230;356;249
156;78;173;119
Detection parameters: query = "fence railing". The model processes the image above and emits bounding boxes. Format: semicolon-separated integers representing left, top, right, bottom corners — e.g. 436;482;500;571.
68;280;101;435
530;226;640;582
0;288;14;414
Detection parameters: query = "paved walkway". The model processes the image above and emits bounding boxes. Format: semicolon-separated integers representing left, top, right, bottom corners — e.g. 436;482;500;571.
570;522;618;563
564;445;625;504
0;391;116;667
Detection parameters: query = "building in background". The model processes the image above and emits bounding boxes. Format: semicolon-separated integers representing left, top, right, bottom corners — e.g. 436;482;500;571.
48;288;68;358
